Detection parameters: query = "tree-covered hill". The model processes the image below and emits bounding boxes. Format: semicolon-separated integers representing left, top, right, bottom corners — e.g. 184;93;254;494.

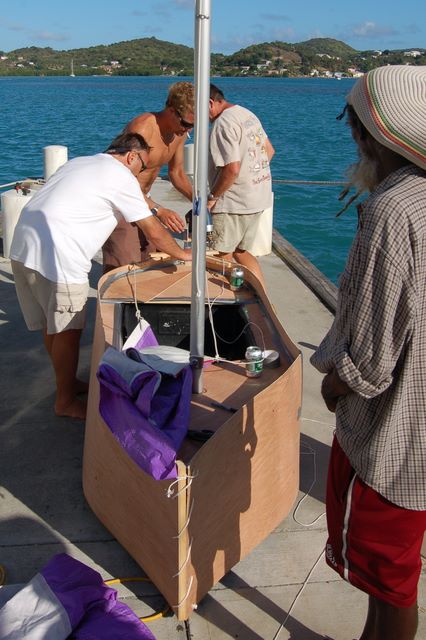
0;36;424;77
296;38;357;56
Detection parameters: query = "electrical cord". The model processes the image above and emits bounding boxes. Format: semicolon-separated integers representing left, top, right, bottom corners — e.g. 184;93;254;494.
104;576;170;622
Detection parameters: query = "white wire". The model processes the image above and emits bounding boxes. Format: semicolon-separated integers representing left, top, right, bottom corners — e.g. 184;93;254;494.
271;548;325;640
205;260;226;360
292;440;326;527
205;261;268;364
271;441;327;638
166;474;197;499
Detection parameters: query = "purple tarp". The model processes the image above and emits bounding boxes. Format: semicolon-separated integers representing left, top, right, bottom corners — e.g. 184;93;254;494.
97;346;193;480
0;553;156;639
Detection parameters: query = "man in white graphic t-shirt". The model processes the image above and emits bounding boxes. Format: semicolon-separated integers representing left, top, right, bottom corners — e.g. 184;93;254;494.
207;84;274;288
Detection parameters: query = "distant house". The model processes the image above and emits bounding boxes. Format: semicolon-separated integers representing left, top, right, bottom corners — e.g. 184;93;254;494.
404;50;422;57
256;60;271;70
347;67;363;77
317;53;340;60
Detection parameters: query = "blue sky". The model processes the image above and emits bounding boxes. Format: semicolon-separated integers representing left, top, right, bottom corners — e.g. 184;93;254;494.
1;0;424;54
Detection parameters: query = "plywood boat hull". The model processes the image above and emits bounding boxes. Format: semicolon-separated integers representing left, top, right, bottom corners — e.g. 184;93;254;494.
83;256;302;619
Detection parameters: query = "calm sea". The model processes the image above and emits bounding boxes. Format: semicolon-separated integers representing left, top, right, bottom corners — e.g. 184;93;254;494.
0;75;359;283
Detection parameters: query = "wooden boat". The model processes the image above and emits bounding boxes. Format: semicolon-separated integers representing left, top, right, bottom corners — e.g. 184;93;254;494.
82;255;302;620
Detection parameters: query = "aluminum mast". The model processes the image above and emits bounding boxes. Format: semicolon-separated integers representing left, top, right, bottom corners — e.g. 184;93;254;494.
190;0;211;393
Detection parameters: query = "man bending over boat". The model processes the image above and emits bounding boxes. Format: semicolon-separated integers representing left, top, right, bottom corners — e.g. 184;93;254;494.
311;65;426;640
207;83;275;288
10;132;191;420
102;81;194;272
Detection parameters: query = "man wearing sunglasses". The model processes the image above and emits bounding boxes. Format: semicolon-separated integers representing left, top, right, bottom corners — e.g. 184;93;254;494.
103;81;195;273
10;132;191;421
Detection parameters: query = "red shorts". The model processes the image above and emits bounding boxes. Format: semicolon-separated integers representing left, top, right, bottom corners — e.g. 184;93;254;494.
326;436;426;608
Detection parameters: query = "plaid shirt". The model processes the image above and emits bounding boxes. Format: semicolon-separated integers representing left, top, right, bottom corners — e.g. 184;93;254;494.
311;165;426;510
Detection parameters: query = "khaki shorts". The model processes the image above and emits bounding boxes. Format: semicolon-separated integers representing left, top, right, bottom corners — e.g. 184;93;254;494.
11;261;89;335
211;211;263;253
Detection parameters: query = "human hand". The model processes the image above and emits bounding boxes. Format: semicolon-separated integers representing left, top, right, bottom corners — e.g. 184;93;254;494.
181;248;192;261
320;368;351;413
157;208;185;233
207;199;217;212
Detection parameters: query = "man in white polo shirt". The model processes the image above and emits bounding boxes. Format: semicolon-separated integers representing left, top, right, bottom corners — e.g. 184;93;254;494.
10;132;191;420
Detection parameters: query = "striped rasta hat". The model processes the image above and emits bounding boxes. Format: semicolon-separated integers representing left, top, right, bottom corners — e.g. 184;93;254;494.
347;65;426;171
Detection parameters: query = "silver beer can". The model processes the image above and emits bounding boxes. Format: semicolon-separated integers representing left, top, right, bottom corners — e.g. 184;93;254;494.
230;266;244;291
245;345;263;378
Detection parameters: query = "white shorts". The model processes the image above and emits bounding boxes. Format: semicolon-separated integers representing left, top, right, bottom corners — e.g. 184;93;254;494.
211;211;263;253
12;261;89;335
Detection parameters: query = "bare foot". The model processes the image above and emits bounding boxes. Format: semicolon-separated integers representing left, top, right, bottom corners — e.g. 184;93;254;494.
55;397;87;420
75;378;89;395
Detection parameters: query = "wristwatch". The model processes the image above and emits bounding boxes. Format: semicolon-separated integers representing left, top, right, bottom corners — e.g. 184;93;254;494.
151;207;159;216
208;192;218;201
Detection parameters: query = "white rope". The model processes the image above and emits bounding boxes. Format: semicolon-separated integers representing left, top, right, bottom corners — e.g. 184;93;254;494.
272;178;345;186
173;499;195;539
0;178;43;189
131;264;143;322
166;473;197;499
172;576;194;608
173;538;193;578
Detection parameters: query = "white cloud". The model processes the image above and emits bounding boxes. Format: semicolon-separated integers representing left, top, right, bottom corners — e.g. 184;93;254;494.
173;0;194;7
259;13;291;22
351;21;397;39
32;31;69;42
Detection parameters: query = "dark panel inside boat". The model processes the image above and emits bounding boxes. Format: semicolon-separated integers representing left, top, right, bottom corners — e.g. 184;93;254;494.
121;303;256;359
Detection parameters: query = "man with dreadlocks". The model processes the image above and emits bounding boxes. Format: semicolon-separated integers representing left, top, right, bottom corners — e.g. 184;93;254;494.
311;65;426;640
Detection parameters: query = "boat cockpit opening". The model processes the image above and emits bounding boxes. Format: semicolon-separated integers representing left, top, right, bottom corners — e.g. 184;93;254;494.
120;302;257;361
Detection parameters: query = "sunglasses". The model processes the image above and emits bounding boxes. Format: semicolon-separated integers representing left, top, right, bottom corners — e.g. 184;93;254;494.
174;108;194;130
135;152;147;172
105;147;147;172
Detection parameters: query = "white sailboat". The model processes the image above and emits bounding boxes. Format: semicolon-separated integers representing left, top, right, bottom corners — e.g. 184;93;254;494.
70;59;75;77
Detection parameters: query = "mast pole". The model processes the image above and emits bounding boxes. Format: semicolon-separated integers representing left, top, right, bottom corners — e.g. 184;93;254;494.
190;0;211;393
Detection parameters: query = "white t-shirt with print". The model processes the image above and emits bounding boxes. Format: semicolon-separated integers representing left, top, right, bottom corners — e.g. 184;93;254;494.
10;153;151;283
208;105;273;214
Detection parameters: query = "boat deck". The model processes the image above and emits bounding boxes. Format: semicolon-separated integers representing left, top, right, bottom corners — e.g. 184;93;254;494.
0;179;425;639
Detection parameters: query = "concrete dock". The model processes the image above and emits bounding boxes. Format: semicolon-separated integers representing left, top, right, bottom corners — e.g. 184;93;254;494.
0;179;425;639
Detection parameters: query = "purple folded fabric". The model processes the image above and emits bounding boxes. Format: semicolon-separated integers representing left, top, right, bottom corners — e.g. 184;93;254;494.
72;599;155;639
0;554;156;639
41;553;116;629
97;348;192;480
122;319;159;351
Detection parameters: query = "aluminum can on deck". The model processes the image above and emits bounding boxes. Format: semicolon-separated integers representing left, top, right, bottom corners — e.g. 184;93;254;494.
230;267;244;291
245;345;263;378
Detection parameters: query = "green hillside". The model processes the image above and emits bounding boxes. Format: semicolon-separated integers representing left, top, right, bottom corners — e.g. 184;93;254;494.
296;38;357;56
0;36;424;77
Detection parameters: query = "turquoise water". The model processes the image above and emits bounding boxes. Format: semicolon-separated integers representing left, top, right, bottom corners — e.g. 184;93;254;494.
0;75;359;283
